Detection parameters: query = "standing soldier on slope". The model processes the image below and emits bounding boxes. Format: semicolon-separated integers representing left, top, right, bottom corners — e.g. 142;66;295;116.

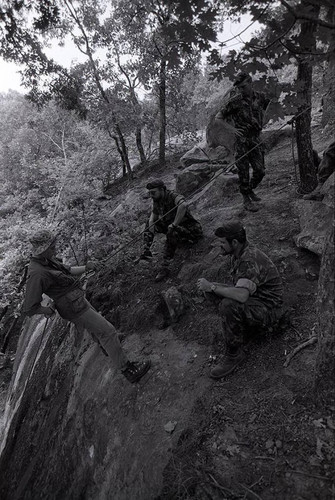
23;229;151;383
219;72;270;212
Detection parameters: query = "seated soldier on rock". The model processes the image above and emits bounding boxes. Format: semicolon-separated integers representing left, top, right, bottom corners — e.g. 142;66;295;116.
197;221;283;379
303;141;335;201
23;229;151;383
139;179;203;282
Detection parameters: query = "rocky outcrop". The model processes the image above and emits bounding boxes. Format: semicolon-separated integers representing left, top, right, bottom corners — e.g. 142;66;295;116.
175;162;231;197
180;140;232;169
0;310;211;500
294;173;334;256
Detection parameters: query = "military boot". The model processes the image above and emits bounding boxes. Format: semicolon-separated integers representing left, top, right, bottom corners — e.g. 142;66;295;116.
243;194;259;212
249;190;262;202
210;346;246;379
303;184;324;201
139;248;153;261
122;360;151;383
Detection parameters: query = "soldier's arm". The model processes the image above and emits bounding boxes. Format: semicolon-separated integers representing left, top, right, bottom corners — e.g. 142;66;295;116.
211;284;250;303
220;93;241;119
23;272;55;317
147;211;158;233
172;194;187;226
197;278;250;303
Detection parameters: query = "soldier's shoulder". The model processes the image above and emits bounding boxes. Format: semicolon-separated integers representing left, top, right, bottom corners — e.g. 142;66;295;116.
169;190;185;201
226;88;241;103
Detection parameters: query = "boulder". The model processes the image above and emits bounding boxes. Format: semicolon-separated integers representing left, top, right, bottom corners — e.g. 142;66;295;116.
294;197;333;256
206;117;240;155
180;140;232;169
261;125;293;152
176;162;232;197
161;286;184;324
320;172;334;209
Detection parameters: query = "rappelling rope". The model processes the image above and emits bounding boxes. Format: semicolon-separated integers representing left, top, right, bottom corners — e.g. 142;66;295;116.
80;105;313;283
2;104;313;324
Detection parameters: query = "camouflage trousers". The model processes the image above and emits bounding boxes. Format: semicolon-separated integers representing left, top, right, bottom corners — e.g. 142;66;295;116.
235;137;265;195
219;298;279;349
144;219;203;260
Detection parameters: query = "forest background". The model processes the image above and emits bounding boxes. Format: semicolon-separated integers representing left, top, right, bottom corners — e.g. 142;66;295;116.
0;0;334;320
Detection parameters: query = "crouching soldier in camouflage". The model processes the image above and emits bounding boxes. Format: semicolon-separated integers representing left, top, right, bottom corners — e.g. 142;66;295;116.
197;221;283;379
23;229;151;383
139;179;203;282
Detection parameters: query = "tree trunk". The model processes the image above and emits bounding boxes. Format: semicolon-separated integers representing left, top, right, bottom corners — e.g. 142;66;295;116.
314;224;335;405
321;5;335;127
135;126;147;166
295;1;320;193
106;127;127;177
159;58;166;167
115;122;132;178
129;88;147;166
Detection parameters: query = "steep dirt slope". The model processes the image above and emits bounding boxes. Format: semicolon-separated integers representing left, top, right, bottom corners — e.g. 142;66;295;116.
0;124;334;500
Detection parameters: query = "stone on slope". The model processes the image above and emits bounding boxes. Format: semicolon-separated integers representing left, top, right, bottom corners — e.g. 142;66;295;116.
294;200;333;256
180;140;232;169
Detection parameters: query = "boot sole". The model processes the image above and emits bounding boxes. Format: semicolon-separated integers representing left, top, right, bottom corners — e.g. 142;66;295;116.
130;361;151;383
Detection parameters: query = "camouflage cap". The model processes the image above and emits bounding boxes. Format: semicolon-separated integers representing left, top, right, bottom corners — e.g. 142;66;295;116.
214;221;246;239
29;229;57;256
146;179;166;190
233;72;252;87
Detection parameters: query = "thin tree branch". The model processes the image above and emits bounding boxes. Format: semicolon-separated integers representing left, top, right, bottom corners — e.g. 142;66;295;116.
280;0;335;29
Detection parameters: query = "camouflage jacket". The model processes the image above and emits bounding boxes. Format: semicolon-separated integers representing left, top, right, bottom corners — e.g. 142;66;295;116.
23;256;89;320
231;243;283;308
152;190;198;226
221;88;269;138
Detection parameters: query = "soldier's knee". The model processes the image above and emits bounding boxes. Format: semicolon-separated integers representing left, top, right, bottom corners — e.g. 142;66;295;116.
219;298;241;316
166;228;178;245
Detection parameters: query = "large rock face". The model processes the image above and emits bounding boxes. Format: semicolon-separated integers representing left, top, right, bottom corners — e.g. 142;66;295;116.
0;312;210;499
294;173;334;256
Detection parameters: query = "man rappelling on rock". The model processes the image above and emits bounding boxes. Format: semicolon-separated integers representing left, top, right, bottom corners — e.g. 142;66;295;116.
23;229;151;383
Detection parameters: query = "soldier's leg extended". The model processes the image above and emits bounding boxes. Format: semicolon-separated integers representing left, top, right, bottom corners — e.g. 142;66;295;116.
142;219;168;259
164;222;203;259
155;222;203;282
73;305;129;370
235;140;259;211
248;141;265;191
73;305;151;382
210;298;273;378
235;140;251;196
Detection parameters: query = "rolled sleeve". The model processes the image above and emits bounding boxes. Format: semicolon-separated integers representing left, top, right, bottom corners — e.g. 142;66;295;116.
234;260;260;297
173;194;186;206
235;278;257;295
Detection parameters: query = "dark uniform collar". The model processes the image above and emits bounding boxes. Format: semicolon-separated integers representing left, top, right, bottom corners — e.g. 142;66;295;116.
233;241;249;261
30;255;64;269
